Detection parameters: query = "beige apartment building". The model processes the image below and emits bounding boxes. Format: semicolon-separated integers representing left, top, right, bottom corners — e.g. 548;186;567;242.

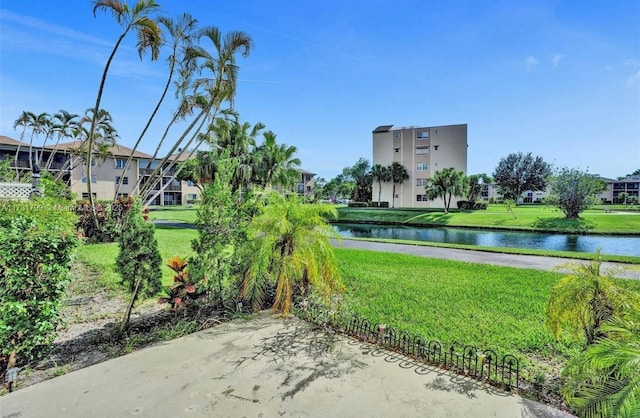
1;135;314;204
372;124;468;208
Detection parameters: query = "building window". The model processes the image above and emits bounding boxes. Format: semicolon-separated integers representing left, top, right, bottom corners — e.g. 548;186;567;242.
186;180;195;187
82;193;96;199
306;186;311;192
433;145;439;151
394;194;399;198
115;176;129;184
416;131;429;139
416;194;428;202
394;132;400;139
187;193;198;200
416;146;429;155
416;178;427;186
394;147;400;153
116;193;129;198
416;162;428;171
81;175;97;183
115;159;126;169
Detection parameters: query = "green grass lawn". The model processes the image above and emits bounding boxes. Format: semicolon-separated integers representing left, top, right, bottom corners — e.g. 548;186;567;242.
337;205;640;234
74;224;640;381
335;247;640;379
76;226;197;290
148;206;199;223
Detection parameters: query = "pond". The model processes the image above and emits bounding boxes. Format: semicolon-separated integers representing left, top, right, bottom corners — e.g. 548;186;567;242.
332;223;640;257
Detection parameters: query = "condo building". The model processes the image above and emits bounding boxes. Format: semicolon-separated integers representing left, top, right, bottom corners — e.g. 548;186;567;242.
372;124;468;208
0;135;315;204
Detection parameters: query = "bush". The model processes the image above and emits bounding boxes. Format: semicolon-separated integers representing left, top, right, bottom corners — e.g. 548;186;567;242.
75;196;134;242
380;201;389;208
347;202;368;207
456;200;488;210
0;199;79;375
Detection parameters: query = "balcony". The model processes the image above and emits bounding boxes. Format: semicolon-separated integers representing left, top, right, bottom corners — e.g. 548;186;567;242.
163;184;182;192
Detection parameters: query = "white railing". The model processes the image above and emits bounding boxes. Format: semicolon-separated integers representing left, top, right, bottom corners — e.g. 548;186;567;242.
0;182;31;201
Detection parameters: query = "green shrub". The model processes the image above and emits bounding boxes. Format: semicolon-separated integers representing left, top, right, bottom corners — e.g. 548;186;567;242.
347;202;368;207
116;198;162;336
456;200;488;210
75;196;134;243
0;199;79;374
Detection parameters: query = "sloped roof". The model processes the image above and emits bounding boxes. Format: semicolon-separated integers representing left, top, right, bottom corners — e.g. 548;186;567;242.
0;135;29;146
53;141;153;159
169;150;194;162
372;125;394;133
298;168;315;175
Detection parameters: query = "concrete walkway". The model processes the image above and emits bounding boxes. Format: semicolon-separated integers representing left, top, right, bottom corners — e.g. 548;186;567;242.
1;314;573;418
332;239;640;280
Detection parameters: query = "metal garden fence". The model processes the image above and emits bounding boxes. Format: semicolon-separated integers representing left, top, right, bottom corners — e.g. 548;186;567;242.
297;302;520;390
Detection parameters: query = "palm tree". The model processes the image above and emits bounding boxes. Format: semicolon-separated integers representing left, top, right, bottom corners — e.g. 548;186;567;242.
13;111;34;179
46;110;80;171
87;0;161;218
424;167;468;213
561;316;640;418
25;112;50;171
389;162;409;208
254;131;301;190
545;253;640;346
241;192;344;315
371;164;391;205
137;25;252;204
208;119;264;193
115;13;198;199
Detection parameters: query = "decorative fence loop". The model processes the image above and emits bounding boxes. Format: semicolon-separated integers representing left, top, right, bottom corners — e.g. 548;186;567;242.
298;304;520;389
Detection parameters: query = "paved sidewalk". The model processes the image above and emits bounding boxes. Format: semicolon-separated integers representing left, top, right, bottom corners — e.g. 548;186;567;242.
332;239;640;280
1;314;573;418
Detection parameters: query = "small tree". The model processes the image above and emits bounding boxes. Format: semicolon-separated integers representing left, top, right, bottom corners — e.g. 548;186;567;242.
389;162;409;208
466;173;491;202
424;167;468;213
190;155;247;307
241;192;343;315
116;198;162;336
546;167;607;218
545;253;640;346
493;152;552;202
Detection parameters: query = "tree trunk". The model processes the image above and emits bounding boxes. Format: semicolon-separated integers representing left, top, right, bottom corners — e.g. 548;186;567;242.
118;274;143;338
392;183;396;208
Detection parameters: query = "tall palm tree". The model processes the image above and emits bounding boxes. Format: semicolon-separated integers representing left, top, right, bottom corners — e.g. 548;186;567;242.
371;164;391;205
561;316;640;418
12;111;34;179
389;162;409;208
424;167;468;213
87;0;161;218
26;112;51;170
253;131;300;190
46;110;80;171
242;192;344;315
115;13;198;199
137;25;252;202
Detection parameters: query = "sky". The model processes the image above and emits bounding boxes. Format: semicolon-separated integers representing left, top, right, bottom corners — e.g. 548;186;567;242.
1;0;639;180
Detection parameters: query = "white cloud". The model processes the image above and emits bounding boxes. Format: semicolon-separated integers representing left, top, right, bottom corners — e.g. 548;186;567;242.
525;56;539;70
628;70;640;87
552;54;564;67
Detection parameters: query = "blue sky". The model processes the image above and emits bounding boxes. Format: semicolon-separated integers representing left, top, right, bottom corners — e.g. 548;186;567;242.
1;0;638;180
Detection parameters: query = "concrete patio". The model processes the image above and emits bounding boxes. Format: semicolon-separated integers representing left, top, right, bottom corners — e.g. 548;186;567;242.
1;314;574;417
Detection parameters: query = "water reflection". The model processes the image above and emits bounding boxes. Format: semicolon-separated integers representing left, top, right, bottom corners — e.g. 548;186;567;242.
333;223;640;257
